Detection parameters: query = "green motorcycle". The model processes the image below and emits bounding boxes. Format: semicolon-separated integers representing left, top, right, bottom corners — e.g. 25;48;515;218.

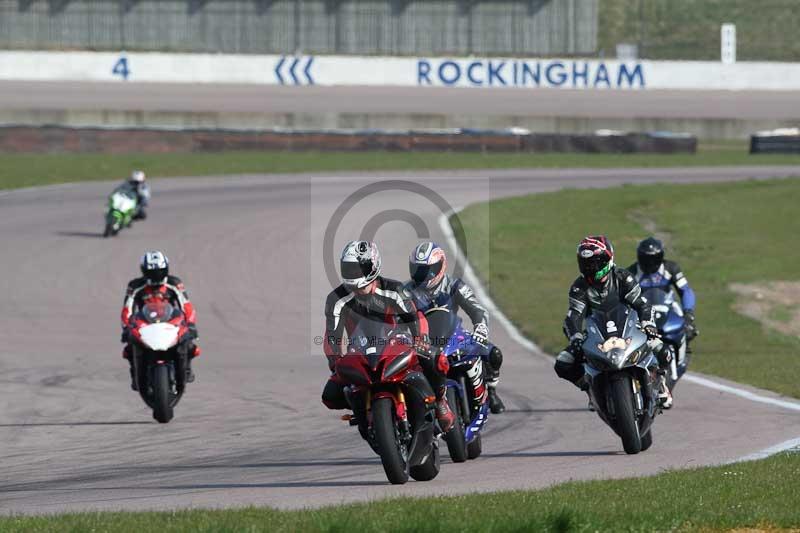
103;188;138;238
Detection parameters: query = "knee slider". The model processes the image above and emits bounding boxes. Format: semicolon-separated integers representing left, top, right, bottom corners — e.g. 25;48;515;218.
488;346;503;370
554;351;582;383
321;381;348;410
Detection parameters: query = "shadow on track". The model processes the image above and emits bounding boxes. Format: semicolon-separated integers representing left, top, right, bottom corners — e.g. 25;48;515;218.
482;451;620;458
96;459;382;471
1;480;388;492
55;231;105;238
0;421;151;427
503;408;589;414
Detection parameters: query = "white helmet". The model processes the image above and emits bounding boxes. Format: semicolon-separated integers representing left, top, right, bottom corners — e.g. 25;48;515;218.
130;170;146;183
340;240;381;289
140;250;169;285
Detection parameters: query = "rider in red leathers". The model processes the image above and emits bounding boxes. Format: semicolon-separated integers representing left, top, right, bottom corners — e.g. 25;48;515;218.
121;251;200;390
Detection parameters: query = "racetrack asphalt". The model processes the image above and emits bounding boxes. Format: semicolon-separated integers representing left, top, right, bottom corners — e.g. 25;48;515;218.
2;165;800;515
2;81;800;119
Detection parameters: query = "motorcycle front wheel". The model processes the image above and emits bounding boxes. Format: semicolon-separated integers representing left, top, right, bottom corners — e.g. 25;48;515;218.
443;386;467;463
372;397;409;484
151;364;174;424
611;374;642;454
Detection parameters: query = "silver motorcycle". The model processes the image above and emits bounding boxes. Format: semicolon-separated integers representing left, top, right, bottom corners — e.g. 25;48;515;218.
582;302;662;455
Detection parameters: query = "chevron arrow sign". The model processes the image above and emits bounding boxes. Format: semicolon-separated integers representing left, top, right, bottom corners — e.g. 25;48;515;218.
274;56;315;85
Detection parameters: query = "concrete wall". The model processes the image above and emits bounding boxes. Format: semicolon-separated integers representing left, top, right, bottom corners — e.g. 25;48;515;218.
3;51;800;90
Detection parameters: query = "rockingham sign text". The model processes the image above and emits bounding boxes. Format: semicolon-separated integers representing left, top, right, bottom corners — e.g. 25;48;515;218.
417;59;646;89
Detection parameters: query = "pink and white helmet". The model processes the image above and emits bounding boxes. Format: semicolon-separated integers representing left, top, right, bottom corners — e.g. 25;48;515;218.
409;241;447;290
340;240;382;289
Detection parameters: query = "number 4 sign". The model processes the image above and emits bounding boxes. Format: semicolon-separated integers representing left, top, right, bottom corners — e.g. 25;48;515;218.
112;55;130;80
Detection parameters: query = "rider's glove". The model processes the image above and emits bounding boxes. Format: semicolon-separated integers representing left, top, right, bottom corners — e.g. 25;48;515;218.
643;322;659;339
120;328;129;344
569;334;584;353
188;324;199;340
414;335;436;360
472;323;489;347
685;310;698;339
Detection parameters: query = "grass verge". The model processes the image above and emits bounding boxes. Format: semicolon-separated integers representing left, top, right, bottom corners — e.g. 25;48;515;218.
455;177;800;398
2;452;798;532
2;145;800;190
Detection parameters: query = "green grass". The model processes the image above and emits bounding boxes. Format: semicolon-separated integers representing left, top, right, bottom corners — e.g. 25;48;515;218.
768;303;794;324
455;177;800;398
600;0;800;61
3;146;800;190
3;452;798;532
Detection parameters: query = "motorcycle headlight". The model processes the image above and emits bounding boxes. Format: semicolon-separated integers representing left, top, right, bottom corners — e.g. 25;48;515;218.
597;336;632;364
607;347;629;368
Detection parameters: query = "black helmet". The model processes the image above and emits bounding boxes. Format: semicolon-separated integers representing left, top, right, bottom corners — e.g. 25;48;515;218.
577;235;615;286
140;250;169;285
637;237;664;275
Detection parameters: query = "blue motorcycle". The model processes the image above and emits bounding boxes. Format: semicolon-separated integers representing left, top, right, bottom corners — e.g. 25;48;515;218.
644;287;690;388
425;307;489;462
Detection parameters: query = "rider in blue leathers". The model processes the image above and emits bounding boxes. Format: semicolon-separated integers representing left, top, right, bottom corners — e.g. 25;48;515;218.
628;237;698;347
405;242;506;414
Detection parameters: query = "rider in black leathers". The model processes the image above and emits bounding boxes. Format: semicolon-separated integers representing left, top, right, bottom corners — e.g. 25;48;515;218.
321;240;456;431
554;235;674;408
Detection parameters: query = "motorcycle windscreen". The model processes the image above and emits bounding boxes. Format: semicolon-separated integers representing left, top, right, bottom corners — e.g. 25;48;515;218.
348;317;404;367
110;191;137;212
424;308;458;353
584;304;645;366
139;300;179;324
589;304;633;339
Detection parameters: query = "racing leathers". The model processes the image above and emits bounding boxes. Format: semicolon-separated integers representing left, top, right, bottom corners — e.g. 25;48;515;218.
321;277;452;425
405;274;505;413
120;275;199;389
554;267;670;387
628;260;698;342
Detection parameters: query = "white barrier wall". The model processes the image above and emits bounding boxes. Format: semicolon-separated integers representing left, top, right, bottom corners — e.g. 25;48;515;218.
2;51;800;90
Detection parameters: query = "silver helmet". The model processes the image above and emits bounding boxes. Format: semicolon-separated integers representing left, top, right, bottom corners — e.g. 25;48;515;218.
340;240;381;289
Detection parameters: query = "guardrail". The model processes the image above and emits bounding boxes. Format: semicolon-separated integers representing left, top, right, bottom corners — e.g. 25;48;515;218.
0;125;697;154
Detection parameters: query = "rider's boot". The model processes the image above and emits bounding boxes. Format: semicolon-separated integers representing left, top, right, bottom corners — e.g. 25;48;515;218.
435;386;455;432
123;346;137;391
487;385;505;414
485;365;506;414
185;357;196;383
185;344;200;383
129;366;137;391
657;371;673;410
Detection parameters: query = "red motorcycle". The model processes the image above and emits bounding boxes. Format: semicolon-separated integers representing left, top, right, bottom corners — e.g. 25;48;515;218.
335;320;441;485
128;298;193;423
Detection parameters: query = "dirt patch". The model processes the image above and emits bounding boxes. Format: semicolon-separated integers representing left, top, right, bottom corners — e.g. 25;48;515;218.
627;211;673;250
730;281;800;338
